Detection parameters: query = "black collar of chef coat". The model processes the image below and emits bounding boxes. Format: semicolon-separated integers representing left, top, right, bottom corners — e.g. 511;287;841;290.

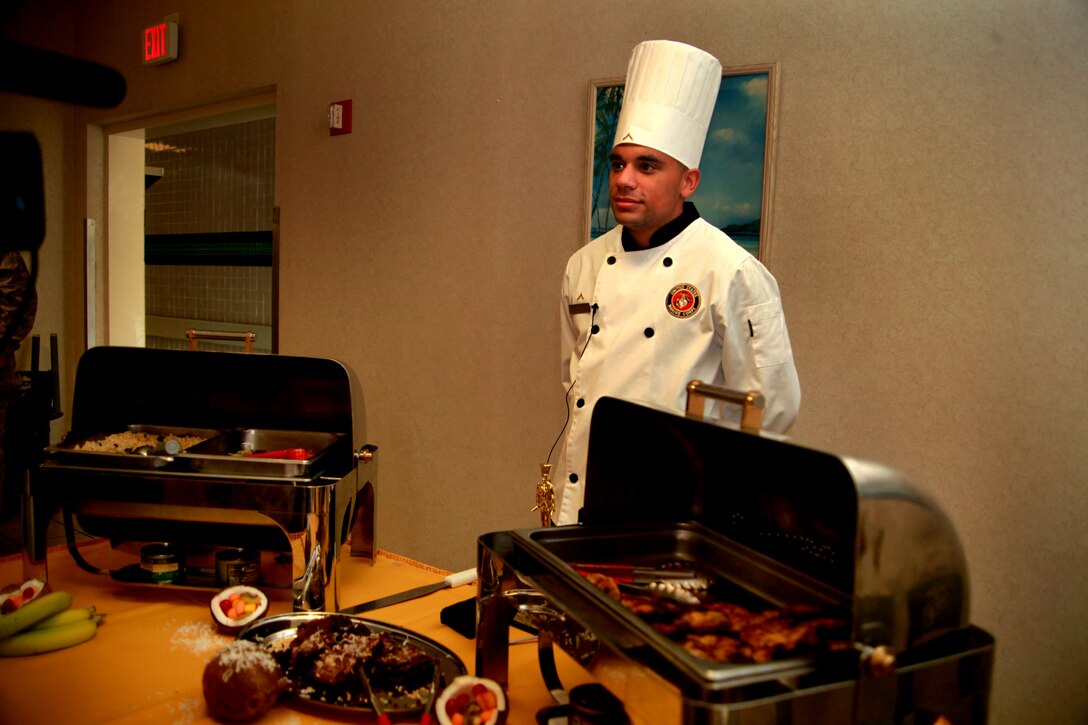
620;202;701;252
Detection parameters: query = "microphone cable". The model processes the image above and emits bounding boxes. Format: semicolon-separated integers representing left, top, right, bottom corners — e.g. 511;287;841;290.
545;304;596;466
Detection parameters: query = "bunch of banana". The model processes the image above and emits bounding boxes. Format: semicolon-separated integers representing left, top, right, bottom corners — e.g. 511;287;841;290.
0;591;103;656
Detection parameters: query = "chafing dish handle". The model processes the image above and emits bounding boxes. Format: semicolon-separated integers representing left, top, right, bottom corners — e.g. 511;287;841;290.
685;380;764;434
186;328;256;353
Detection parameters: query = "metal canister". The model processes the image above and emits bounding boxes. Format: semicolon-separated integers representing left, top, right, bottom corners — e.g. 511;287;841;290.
140;543;182;583
215;548;261;587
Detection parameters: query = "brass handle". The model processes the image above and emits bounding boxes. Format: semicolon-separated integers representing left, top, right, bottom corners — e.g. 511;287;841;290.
354;445;376;464
186;328;256;353
685;380;764;434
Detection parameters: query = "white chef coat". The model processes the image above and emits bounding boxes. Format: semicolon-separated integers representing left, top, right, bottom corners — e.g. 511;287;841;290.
554;208;800;525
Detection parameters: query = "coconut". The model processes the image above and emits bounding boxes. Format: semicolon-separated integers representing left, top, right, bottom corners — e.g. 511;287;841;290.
0;578;47;614
202;640;284;721
210;585;269;631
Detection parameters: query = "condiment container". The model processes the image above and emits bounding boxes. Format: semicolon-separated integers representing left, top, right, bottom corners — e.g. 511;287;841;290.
140;543;183;583
215;548;261;587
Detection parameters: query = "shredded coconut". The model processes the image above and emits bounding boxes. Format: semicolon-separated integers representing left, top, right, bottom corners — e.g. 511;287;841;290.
168;619;231;657
213;640;280;674
170;696;204;724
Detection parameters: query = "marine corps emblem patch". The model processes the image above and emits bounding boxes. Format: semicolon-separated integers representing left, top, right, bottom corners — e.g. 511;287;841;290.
666;283;701;318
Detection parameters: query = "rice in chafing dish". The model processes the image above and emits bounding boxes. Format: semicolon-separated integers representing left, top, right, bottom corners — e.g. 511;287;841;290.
74;430;207;453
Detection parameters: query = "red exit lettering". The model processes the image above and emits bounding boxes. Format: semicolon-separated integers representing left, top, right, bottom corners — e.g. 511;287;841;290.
145;23;166;61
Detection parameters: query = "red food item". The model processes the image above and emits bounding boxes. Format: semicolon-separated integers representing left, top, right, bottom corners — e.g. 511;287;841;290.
0;578;46;615
443;689;495;725
437;677;506;725
446;693;471;717
249;448;312;459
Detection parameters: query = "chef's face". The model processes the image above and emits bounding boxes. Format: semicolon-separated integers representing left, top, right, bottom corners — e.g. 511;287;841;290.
609;144;700;246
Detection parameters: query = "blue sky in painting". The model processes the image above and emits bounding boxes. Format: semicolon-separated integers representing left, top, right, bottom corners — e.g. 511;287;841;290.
690;73;768;230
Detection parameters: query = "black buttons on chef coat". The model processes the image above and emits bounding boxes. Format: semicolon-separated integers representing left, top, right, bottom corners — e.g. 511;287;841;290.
607;256;617;265
644;327;655;338
591;324;600;334
663;257;673;267
576;398;585;408
569;473;579;483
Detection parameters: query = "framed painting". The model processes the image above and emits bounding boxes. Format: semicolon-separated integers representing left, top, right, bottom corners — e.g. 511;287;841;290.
585;62;780;263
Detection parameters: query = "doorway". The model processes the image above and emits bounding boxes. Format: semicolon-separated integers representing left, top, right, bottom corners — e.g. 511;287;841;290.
103;96;277;354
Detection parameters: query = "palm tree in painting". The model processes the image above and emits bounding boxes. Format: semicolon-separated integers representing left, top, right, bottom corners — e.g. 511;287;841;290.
590;85;624;238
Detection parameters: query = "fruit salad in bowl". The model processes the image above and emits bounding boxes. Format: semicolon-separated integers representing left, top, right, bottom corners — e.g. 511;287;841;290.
435;676;506;725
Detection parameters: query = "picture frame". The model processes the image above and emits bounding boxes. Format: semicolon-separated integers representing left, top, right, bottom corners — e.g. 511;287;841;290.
584;62;780;263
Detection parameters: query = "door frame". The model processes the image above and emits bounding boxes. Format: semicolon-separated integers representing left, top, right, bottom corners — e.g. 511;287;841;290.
90;90;277;350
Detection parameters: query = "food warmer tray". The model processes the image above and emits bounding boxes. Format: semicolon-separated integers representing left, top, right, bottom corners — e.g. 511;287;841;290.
24;346;379;613
511;521;856;688
50;424;224;470
179;429;346;478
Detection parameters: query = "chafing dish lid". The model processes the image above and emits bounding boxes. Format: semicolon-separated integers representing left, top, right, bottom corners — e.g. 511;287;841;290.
580;396;970;651
66;346;360;444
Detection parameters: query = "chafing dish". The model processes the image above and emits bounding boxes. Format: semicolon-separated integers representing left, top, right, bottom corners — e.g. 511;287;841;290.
476;390;994;724
22;346;378;612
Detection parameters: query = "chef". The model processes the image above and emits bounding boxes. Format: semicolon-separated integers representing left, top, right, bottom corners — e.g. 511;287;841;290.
553;40;801;525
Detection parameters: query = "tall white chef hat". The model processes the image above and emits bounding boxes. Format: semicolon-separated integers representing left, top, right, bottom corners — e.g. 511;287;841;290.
613;40;722;170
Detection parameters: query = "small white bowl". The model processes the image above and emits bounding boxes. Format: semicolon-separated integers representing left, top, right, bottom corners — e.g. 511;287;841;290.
435;676;507;725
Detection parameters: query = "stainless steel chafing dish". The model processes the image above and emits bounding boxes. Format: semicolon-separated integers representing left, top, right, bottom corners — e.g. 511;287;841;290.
476;387;994;724
22;346;378;612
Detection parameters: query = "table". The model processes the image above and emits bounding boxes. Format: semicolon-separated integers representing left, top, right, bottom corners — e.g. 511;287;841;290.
0;540;596;724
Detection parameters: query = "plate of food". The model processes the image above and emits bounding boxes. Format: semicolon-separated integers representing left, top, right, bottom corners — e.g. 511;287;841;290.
235;612;467;716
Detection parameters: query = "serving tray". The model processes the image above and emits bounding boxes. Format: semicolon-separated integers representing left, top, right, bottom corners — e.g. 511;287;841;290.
50;425;222;470
179;429;344;477
238;612;467;716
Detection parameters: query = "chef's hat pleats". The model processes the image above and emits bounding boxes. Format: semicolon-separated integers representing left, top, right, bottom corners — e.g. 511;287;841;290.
613;40;722;170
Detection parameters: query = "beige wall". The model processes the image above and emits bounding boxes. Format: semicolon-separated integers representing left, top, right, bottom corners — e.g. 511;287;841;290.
3;1;1086;723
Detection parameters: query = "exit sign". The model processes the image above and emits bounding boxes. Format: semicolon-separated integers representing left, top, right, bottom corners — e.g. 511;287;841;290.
143;19;178;65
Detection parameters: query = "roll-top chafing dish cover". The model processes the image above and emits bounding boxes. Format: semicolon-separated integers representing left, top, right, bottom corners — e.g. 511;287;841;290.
576;396;970;654
24;346;378;613
61;346;364;445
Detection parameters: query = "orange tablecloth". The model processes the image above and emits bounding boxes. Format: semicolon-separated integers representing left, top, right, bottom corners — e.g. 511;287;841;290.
0;541;596;724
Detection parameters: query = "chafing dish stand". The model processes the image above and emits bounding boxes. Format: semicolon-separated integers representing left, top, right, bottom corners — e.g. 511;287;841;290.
22;346;378;613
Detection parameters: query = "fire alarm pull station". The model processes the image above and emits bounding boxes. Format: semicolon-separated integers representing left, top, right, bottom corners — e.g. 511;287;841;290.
329;100;352;136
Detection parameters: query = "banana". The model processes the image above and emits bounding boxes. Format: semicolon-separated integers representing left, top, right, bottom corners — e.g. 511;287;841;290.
0;591;73;640
29;605;97;631
0;617;98;656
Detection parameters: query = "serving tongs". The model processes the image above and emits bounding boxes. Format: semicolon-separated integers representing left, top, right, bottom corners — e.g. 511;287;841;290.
571;562;710;605
362;657;441;725
570;562;699;583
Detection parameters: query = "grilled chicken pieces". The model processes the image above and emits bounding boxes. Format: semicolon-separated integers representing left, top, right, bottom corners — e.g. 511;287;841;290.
581;571;848;665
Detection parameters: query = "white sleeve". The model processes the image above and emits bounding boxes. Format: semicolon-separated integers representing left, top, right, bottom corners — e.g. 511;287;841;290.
719;258;801;433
